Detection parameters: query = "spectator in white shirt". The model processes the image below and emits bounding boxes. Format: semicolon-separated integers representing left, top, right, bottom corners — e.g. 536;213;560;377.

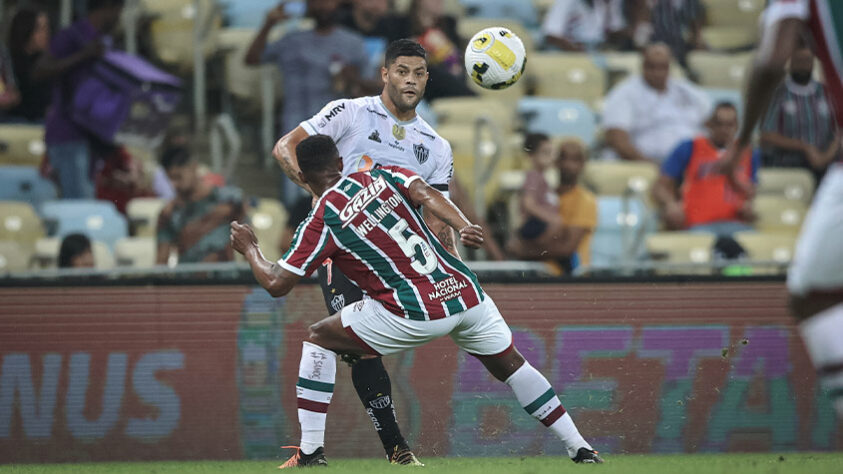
541;0;628;51
602;43;711;163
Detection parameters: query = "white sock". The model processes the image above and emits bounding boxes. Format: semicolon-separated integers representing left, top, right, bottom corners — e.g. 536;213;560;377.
296;341;337;455
505;361;592;458
799;302;843;418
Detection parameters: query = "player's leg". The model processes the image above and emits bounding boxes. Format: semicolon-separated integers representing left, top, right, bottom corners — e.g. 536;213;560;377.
787;164;843;418
316;262;416;461
451;297;602;463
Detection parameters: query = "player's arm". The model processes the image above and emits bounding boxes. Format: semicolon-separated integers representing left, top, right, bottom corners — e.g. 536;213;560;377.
272;126;313;193
408;179;484;249
244;4;287;66
231;221;301;297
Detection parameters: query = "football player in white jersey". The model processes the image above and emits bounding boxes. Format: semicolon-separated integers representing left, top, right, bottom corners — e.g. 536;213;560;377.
719;0;843;419
271;39;454;465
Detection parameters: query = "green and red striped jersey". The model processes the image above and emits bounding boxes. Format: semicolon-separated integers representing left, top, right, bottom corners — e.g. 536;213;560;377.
280;166;484;321
765;0;843;125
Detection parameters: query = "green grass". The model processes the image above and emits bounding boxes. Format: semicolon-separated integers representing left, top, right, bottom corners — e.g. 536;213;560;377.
3;454;842;474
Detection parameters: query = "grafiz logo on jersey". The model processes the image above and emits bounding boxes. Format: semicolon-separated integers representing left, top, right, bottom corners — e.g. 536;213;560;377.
318;103;346;128
413;143;430;164
339;176;387;226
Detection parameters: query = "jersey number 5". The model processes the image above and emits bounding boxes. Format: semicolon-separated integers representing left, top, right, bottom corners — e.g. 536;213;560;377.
388;219;437;275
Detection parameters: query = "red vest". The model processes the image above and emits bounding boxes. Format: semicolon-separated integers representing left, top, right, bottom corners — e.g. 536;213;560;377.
683;137;753;228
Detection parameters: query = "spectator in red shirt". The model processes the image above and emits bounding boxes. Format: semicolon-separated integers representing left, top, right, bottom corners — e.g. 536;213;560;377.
652;102;760;237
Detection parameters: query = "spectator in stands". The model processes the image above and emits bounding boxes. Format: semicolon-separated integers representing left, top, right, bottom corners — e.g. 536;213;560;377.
515;133;561;241
245;0;372;205
58;233;95;268
0;44;20;121
156;146;247;265
35;0;125;199
7;7;52;122
541;0;629;51
508;140;597;274
337;0;391;37
646;0;705;69
602;43;711;164
761;44;840;185
94;144;155;215
652;102;759;237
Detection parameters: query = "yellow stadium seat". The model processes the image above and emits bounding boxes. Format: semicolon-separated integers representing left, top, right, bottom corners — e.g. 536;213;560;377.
0;124;45;167
438;125;517;207
432;97;515;132
702;26;758;51
249;198;288;263
0;201;45;250
33;237;59;268
127;197;167;238
527;53;606;107
734;231;797;263
703;0;765;29
115;237;156;268
757;168;815;203
688;52;753;89
0;240;31;272
753;196;808;233
582;161;659;197
142;0;221;72
646;232;716;267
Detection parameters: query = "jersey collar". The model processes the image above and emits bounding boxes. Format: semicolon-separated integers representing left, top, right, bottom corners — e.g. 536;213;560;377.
378;96;419;126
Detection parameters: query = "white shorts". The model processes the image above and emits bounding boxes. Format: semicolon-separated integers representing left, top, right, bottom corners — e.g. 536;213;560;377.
788;164;843;295
340;296;513;356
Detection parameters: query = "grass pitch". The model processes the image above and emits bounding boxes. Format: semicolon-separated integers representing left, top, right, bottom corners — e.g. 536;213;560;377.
3;453;842;474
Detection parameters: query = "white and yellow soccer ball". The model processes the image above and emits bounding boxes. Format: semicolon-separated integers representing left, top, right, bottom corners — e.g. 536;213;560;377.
464;27;527;90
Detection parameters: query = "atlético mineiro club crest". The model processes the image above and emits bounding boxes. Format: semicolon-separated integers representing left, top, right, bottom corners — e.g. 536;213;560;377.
413;143;430;164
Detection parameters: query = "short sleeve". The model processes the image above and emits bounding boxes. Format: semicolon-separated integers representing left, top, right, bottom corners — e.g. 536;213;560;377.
602;82;635;130
567;190;597;230
300;98;355;139
377;166;423;201
280;206;337;277
541;0;572;38
763;0;809;29
426;140;454;198
661;140;694;180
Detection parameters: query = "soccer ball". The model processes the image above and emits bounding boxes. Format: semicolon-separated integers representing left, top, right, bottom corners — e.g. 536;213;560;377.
464;27;527;90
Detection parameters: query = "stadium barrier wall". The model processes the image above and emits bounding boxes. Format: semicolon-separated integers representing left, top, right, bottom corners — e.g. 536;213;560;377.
0;281;840;462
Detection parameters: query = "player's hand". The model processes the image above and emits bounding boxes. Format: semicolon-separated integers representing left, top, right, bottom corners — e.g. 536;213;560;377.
458;224;483;249
715;142;754;197
230;221;259;255
264;3;288;25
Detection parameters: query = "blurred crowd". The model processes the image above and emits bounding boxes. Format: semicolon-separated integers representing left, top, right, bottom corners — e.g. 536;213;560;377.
0;0;838;275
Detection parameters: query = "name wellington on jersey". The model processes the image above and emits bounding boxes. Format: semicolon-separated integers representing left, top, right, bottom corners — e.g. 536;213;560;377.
339;176;403;237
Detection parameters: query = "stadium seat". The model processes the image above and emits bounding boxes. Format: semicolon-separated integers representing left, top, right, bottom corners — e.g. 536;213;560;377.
438;125;514;206
703;0;765;29
33;237;60;268
457;18;535;55
687;52;753;89
582;161;659;199
248;198;288;263
757;168;815;204
40;200;129;250
518;98;597;146
590;196;653;268
0;166;58;209
753;196;808;234
646;232;716;270
702;26;758;51
527;53;606;107
459;0;539;28
127;197;167;238
432;97;515;132
92;241;115;270
0;201;45;251
115;237;156;268
701;87;743;117
0;240;31;273
0;124;45;167
142;0;221;72
734;231;797;263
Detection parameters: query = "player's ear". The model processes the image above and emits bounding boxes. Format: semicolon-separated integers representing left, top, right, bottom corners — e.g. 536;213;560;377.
381;66;388;84
297;170;307;185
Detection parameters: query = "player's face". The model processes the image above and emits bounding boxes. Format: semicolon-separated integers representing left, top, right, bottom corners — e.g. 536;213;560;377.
166;163;199;198
383;56;429;112
557;143;585;186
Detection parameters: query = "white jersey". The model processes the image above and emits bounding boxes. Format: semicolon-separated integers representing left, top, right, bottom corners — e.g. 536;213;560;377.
300;96;454;196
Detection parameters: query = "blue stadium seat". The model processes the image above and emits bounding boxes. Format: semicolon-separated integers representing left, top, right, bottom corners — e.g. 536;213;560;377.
40;200;128;250
590;196;653;268
218;0;305;27
0;166;58;209
460;0;539;27
517;98;597;146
